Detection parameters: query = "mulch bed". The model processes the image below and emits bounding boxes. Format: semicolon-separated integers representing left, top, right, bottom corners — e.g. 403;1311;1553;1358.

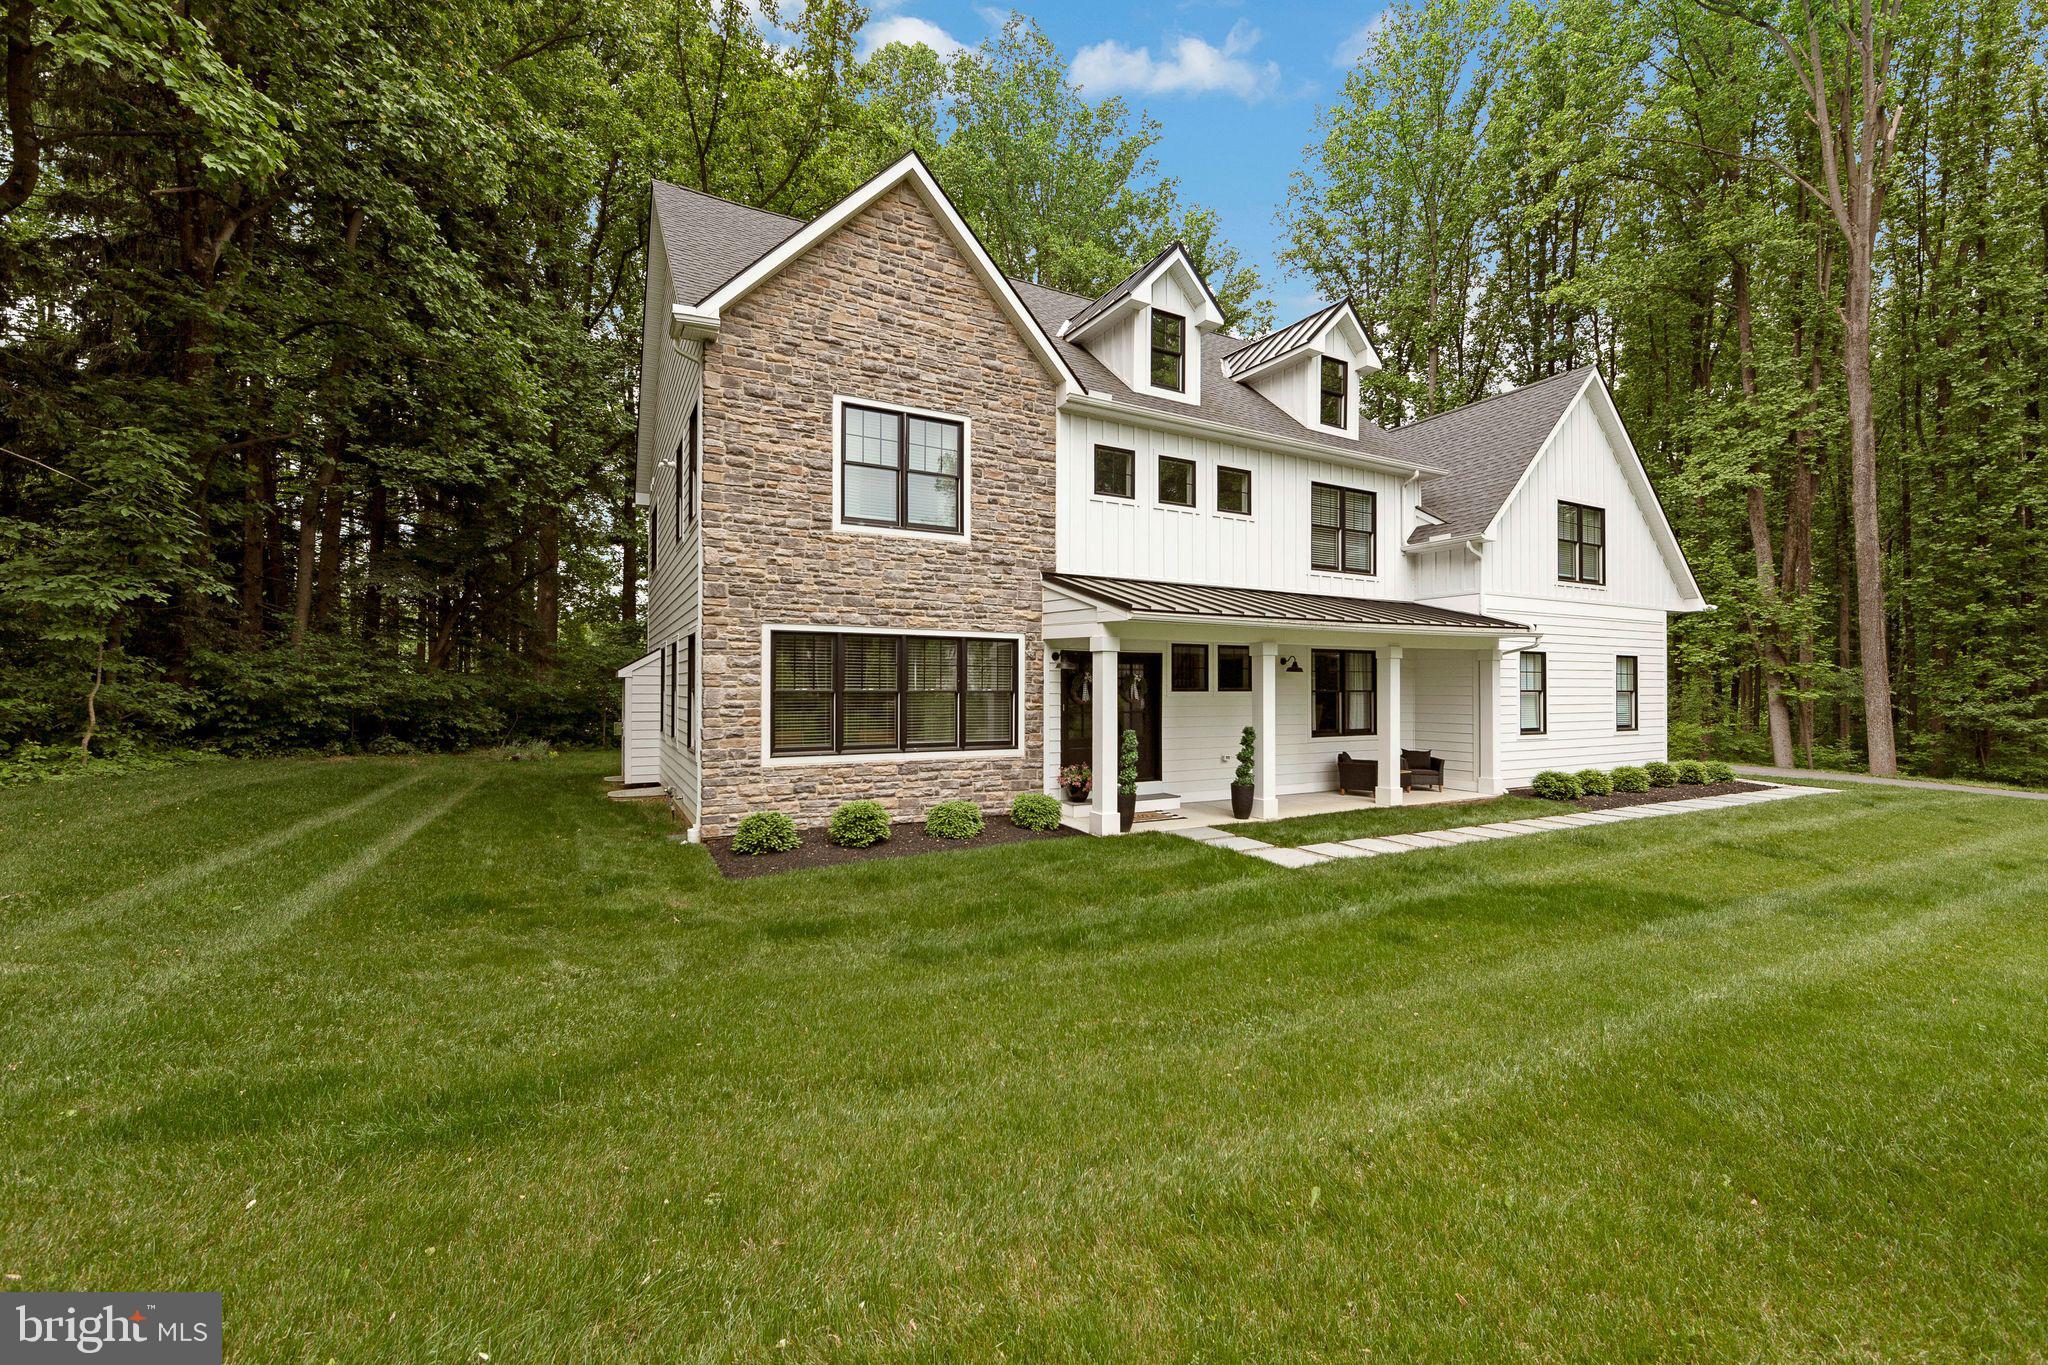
1504;779;1771;812
704;816;1081;879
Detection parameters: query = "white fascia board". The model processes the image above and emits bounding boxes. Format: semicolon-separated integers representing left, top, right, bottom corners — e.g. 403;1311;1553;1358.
1062;391;1444;480
1114;611;1537;645
694;152;1084;400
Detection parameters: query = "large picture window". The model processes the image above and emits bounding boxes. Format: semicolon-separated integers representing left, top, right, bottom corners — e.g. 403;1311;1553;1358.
1320;356;1349;428
1558;501;1605;584
841;403;964;534
1312;649;1376;737
1615;655;1638;732
769;631;1018;757
1150;309;1185;391
1311;483;1376;575
1520;652;1548;734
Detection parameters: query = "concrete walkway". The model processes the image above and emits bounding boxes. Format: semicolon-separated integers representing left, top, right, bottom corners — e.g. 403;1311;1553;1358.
1733;765;2048;802
1155;783;1835;869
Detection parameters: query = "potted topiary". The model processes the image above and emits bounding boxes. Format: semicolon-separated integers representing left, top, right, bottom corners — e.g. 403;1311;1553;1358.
1058;763;1092;803
1231;726;1256;819
1117;729;1139;832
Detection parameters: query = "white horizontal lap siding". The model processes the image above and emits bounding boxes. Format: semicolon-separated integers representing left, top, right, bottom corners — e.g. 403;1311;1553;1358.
620;660;662;786
1490;596;1669;786
648;336;704;821
1482;397;1685;610
1055;411;1415;598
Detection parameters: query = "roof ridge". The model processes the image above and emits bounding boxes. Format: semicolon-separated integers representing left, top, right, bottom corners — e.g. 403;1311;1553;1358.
651;177;806;226
1394;366;1594;434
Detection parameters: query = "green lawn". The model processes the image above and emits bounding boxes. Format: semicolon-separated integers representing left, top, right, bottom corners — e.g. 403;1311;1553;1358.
3;754;2045;1359
1223;791;1561;845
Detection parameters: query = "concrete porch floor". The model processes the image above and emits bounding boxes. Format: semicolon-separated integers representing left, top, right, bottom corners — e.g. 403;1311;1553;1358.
1170;787;1490;829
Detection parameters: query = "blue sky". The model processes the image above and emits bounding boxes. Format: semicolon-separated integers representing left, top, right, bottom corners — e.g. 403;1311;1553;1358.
855;0;1392;324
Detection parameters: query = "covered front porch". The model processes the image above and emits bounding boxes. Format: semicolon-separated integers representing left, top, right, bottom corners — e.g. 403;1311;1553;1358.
1042;573;1536;836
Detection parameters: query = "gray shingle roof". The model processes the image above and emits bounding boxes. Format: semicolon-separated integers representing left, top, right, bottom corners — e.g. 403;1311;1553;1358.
1056;243;1179;337
1043;573;1528;631
646;180;1587;498
1391;368;1595;544
651;180;803;307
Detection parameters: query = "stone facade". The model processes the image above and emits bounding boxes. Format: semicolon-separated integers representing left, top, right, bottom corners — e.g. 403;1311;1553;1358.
694;182;1060;836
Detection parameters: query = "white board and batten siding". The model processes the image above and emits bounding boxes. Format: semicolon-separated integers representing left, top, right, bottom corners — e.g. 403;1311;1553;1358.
641;223;705;823
1054;411;1419;598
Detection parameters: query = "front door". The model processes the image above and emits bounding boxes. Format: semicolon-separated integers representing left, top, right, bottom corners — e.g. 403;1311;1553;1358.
1060;653;1162;784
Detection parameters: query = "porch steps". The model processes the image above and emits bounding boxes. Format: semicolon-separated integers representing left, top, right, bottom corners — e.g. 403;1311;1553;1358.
1135;791;1182;817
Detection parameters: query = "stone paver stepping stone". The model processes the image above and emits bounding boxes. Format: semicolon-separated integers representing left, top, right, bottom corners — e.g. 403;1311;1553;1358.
1248;846;1328;868
1212;836;1272;853
1339;837;1408;855
1382;831;1461;848
1453;825;1520;839
1166;825;1233;840
1301;841;1372;859
1426;828;1490;843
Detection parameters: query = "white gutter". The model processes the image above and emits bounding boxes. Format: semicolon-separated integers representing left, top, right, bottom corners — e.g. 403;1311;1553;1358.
1062;391;1444;480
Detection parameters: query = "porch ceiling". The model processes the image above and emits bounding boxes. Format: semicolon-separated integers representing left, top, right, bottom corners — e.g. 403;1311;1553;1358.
1041;572;1528;633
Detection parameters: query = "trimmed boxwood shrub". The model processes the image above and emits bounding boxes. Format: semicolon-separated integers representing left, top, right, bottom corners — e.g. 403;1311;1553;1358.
1674;759;1709;785
1531;770;1582;800
1010;793;1062;831
1703;760;1735;783
732;811;800;855
827;799;891;848
925;800;986;840
1644;760;1679;787
1575;768;1613;796
1611;765;1650;794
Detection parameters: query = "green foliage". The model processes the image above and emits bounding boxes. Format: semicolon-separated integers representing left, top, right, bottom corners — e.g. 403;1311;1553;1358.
1575;768;1613;797
1673;760;1709;786
1531;770;1582;800
924;800;985;840
1009;793;1061;831
1233;726;1256;787
1645;761;1679;788
732;811;801;856
828;800;892;848
1118;729;1140;796
1703;760;1735;784
1058;763;1092;796
1610;765;1650;794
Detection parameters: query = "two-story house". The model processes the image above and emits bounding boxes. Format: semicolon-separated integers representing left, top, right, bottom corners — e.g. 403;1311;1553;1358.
619;153;1706;838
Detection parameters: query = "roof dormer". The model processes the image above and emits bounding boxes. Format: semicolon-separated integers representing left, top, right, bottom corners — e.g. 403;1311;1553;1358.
1059;243;1224;405
1222;300;1381;435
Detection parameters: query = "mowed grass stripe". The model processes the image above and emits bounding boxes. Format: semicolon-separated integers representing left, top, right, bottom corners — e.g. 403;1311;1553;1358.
14;778;484;1066
17;764;432;943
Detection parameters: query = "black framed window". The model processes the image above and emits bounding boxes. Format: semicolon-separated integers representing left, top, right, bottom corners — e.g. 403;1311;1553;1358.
1171;643;1208;691
683;634;696;752
1094;445;1135;499
1150;309;1185;391
841;403;964;533
1615;655;1638;732
1558;501;1605;584
1320;356;1349;428
1310;483;1376;575
1217;465;1251;516
1312;649;1376;737
677;403;698;532
1158;455;1195;508
769;631;1018;757
1520;652;1548;734
1217;645;1251;692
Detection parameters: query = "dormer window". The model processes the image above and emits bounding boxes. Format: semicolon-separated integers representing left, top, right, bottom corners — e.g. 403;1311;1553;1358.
1320;357;1349;428
1150;310;1185;392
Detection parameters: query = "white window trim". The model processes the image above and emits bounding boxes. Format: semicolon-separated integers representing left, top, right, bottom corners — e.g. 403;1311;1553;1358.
830;395;973;544
758;623;1027;767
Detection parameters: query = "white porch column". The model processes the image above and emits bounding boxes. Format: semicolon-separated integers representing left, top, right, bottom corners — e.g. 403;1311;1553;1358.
1476;649;1506;795
1250;641;1281;820
1376;645;1404;806
1089;643;1121;835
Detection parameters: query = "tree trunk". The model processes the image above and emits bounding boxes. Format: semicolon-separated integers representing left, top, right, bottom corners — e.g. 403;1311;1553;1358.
1733;256;1796;766
535;505;560;675
240;444;266;640
290;450;337;647
1842;255;1897;773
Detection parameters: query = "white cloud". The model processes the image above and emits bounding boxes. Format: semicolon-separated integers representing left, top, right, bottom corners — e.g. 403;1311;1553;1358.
860;12;967;57
1070;20;1280;101
1334;10;1392;67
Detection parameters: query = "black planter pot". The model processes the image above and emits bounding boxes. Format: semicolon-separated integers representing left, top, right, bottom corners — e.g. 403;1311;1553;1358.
1066;784;1090;804
1117;791;1136;832
1229;783;1254;819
